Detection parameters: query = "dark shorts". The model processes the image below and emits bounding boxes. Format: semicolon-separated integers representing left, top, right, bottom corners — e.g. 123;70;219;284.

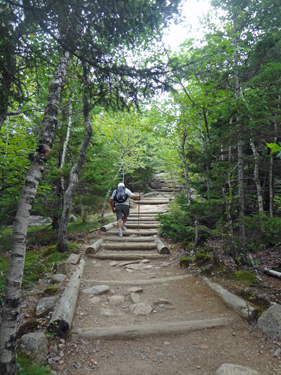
115;204;130;221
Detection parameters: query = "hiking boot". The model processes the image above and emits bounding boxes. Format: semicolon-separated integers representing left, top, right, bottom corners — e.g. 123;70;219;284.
118;233;123;238
122;226;127;231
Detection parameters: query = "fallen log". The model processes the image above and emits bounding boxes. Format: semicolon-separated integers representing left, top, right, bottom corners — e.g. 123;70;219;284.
49;259;85;337
155;237;169;254
264;268;281;279
100;221;117;232
204;278;258;320
72;318;233;340
86;238;103;254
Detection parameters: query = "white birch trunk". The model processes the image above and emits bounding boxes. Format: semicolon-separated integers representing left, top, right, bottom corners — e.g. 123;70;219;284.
250;139;263;213
57;63;93;252
181;131;191;205
0;52;70;375
60;99;73;197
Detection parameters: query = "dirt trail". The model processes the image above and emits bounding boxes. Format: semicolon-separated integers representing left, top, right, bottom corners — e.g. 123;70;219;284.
51;194;280;375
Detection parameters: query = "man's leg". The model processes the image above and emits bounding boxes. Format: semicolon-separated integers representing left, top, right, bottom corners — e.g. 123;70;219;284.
115;206;123;237
121;206;130;230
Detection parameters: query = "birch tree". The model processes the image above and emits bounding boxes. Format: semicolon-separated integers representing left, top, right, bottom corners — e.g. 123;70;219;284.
0;51;70;375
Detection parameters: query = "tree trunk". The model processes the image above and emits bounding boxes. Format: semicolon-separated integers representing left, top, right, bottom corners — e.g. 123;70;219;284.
60;99;73;198
269;123;277;217
0;52;70;375
233;18;246;260
181;131;191;205
57;63;93;253
221;186;236;259
250;139;263;213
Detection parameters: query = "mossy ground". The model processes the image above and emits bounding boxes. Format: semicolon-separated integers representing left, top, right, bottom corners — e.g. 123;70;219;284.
232;270;257;285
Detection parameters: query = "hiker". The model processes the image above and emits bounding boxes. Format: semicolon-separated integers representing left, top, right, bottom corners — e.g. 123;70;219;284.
110;182;140;237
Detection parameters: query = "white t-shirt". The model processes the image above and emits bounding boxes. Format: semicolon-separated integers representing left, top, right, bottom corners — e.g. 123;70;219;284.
111;187;134;206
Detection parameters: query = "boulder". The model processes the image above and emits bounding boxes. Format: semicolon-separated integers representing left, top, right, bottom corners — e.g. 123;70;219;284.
20;332;48;362
50;274;66;284
216;364;260;375
83;285;110;295
56;262;71;275
35;296;59;317
258;304;281;339
69;214;77;222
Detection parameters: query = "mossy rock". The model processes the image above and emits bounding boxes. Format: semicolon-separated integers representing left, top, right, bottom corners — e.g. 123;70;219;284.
43;286;59;296
68;242;80;254
232;270;257;284
17;319;41;339
195;253;212;264
180;256;192;268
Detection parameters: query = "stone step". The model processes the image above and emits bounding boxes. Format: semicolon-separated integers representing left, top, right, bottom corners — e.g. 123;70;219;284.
102;242;157;250
72;318;233;340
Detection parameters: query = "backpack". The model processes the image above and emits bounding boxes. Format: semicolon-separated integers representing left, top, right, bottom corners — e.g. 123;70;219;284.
114;186;128;203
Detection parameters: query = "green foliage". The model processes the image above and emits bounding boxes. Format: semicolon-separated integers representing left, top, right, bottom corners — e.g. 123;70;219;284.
157;196;221;244
232;271;257;285
244;214;281;248
17;350;51;375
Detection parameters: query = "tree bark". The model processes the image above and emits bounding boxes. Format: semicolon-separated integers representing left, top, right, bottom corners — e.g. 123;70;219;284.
0;51;70;375
57;63;93;252
233;18;246;259
181;130;191;205
250;139;263;213
269;122;277;217
221;186;236;259
60;99;73;198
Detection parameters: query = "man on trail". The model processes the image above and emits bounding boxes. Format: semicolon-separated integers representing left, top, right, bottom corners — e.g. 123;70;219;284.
110;182;140;237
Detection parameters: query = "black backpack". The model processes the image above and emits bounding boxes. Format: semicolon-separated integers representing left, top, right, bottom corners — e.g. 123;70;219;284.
114;186;128;203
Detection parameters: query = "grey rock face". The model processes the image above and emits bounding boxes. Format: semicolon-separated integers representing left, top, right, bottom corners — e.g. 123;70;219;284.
216;364;260;375
50;274;66;284
130;303;152;315
83;285;110;295
69;214;77;222
20;332;48;362
35;296;59;317
258;304;281;339
56;262;71;275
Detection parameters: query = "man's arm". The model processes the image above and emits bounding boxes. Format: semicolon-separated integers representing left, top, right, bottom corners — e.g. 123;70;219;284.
132;194;141;200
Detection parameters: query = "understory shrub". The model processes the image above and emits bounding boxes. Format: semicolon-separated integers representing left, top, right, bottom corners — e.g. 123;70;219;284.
244;214;281;248
157;195;222;243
